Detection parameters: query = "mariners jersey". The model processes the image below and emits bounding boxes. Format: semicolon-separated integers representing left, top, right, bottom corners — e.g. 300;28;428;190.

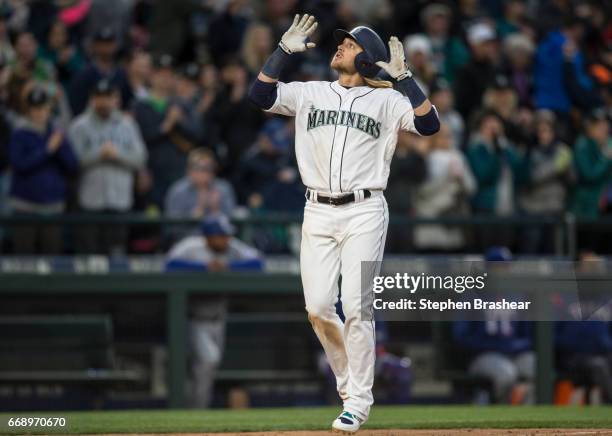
265;80;420;195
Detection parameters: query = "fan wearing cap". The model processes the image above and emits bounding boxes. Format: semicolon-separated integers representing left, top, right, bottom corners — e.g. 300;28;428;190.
482;74;531;146
420;3;469;84
173;62;205;145
166;215;263;407
8;86;78;253
247;14;439;432
68;26;131;115
429;77;464;149
571;109;612;221
68;78;147;254
402;34;437;88
453;22;499;120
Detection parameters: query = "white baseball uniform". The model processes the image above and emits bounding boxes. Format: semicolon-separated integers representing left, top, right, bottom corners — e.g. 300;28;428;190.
266;79;419;419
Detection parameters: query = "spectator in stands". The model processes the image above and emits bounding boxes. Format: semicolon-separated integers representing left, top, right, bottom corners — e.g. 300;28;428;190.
174;63;206;147
166;215;263;407
10;31;55;83
496;0;528;38
126;49;152;101
420;3;469;84
69;79;147;255
214;57;264;176
454;22;499;121
467;110;528;215
402;34;437;90
8;86;77;253
132;54;197;210
206;0;250;65
147;0;199;61
165;148;236;242
38;19;84;91
237;117;293;207
502;33;535;108
413;123;476;251
69;26;131;115
196;63;221;155
560;31;603;113
84;0;133;50
260;165;305;213
429;77;464;149
6;31;56;115
571;109;612;220
482;74;531;147
466;110;528;249
385;132;428;253
534;16;595;121
519;111;573;253
571;109;612;252
241;22;274;78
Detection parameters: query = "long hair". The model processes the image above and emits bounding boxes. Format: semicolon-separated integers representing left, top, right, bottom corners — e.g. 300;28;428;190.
364;77;393;88
241;23;273;75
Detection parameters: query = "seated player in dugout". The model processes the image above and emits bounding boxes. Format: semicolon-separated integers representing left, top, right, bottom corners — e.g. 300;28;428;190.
248;14;439;434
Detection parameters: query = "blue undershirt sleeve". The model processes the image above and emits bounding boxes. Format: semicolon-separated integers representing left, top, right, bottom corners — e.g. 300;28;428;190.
248;79;278;110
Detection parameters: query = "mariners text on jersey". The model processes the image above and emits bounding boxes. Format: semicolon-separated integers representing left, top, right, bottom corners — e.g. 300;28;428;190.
307;105;382;138
265;80;419;194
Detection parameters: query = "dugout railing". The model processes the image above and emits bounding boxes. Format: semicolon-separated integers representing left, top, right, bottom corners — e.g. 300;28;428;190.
0;212;586;257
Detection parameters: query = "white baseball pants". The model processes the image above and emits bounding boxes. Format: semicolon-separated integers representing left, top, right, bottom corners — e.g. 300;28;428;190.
300;190;388;420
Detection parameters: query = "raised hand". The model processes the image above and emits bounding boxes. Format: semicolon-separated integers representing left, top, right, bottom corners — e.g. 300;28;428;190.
47;130;64;154
375;36;411;81
279;14;318;54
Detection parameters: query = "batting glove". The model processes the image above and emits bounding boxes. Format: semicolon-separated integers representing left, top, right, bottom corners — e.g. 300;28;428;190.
279;14;318;54
376;36;412;81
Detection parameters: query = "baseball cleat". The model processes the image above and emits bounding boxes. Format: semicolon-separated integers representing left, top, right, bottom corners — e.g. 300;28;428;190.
332;411;364;434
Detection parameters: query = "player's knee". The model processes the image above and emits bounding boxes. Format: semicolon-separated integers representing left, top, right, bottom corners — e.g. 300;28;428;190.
306;302;330;320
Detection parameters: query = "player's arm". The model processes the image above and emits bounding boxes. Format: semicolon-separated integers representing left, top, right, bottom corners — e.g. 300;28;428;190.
248;14;317;110
376;37;440;136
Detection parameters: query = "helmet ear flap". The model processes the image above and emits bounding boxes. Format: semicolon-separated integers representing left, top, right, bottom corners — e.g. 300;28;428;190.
354;51;380;78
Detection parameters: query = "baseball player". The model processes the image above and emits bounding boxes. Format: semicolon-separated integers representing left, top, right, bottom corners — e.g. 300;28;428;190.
248;14;439;433
166;215;264;407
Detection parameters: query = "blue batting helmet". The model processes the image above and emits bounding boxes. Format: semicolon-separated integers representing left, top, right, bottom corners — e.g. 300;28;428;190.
333;26;388;78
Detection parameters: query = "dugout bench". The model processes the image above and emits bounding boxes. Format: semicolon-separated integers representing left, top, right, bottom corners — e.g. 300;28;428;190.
0;315;147;409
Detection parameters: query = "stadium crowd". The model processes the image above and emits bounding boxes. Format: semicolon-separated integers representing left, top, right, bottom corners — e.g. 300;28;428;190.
0;0;610;255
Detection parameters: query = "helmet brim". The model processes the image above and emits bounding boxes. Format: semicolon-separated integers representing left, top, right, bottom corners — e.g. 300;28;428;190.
333;29;357;45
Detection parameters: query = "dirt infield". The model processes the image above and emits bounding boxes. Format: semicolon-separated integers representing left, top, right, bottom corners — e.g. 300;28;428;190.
97;430;612;436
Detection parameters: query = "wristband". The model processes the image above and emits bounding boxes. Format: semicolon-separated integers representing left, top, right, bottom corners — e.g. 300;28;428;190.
261;46;291;80
396;76;427;107
395;70;412;81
